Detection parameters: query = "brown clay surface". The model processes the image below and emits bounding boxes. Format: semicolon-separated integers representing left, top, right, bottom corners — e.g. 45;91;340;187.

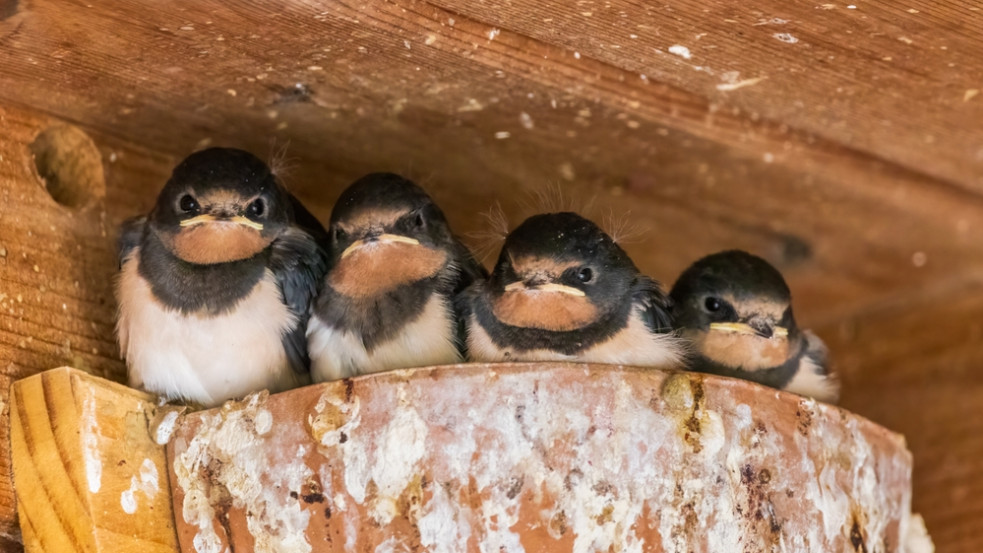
168;364;912;553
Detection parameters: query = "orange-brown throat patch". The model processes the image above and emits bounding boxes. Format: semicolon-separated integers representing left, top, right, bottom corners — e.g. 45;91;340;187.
329;241;448;298
685;328;792;371
166;223;272;264
492;288;598;331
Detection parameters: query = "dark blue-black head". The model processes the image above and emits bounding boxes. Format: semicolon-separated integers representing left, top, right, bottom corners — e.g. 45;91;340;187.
670;250;795;336
486;212;640;331
325;173;457;297
149;147;293;264
670;250;800;371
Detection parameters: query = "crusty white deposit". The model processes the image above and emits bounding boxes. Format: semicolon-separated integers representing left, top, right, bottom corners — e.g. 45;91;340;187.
171;365;916;553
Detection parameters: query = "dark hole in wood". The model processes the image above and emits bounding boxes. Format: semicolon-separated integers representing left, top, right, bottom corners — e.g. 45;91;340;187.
778;234;813;266
29;124;106;209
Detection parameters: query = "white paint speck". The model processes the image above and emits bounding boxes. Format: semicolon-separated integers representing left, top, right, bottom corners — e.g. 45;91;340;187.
488;28;500;40
519;112;534;130
457;98;485;112
847;4;857;8
773;33;799;43
574;51;581;59
717;76;767;91
668;44;692;59
494;131;511;139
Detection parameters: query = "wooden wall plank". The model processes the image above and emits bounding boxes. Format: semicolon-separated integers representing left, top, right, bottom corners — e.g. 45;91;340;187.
0;103;177;549
424;0;983;192
9;368;178;553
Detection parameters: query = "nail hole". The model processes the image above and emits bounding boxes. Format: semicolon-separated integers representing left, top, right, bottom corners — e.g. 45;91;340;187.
29;124;106;209
776;234;812;267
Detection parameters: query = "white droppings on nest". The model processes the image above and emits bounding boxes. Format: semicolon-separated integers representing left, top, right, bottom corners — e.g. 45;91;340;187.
773;33;799;43
173;368;914;551
904;513;935;553
488;28;500;40
418;484;472;553
668;44;692;59
81;392;102;493
355;387;428;525
173;392;313;553
254;408;273;435
120;459;160;515
155;410;181;445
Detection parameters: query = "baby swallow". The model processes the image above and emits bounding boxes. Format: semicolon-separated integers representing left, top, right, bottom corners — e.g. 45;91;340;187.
307;173;487;381
116;147;327;407
459;212;685;368
669;250;840;403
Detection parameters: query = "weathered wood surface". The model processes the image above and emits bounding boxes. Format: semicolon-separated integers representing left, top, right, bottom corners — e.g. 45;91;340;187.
0;0;980;550
168;364;913;553
9;367;178;552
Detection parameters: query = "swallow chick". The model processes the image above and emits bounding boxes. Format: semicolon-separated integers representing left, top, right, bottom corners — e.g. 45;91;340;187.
307;173;487;381
460;212;685;368
116;147;327;407
669;250;840;403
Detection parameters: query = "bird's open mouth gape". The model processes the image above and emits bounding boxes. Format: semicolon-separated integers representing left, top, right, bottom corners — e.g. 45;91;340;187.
171;217;270;264
330;236;447;298
493;284;597;331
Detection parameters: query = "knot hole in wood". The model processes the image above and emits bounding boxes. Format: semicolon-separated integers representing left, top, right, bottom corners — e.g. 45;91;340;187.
29;124;106;209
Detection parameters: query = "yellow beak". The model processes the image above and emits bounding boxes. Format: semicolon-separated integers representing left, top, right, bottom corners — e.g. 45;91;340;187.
340;234;421;259
709;322;788;338
179;214;264;231
504;281;586;297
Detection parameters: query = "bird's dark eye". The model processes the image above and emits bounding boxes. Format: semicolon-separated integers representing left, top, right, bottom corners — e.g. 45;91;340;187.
704;297;722;312
577;267;594;283
414;212;425;228
178;194;199;213
332;227;347;242
247;198;266;218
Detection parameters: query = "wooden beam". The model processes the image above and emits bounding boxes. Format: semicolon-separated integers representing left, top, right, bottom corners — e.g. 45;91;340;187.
9;368;179;553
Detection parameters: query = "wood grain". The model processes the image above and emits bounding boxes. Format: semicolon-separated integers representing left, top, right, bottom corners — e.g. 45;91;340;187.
0;0;980;550
0;103;176;549
9;367;178;553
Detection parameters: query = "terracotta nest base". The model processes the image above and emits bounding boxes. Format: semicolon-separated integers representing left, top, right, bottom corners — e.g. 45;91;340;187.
167;363;914;553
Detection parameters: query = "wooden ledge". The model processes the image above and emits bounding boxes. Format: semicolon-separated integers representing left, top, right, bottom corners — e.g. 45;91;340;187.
9;368;179;553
